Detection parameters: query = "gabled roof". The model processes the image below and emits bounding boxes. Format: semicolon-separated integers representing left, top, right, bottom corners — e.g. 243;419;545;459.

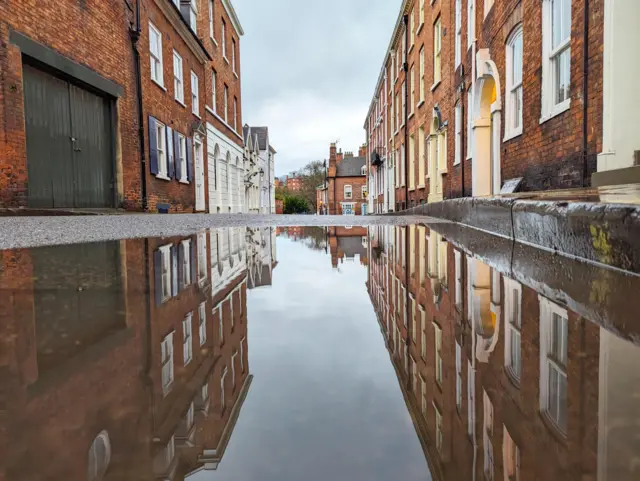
336;156;366;177
221;0;245;36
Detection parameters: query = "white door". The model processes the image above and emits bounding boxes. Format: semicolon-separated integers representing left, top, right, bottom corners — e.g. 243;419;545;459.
219;159;229;211
194;139;205;211
229;163;238;213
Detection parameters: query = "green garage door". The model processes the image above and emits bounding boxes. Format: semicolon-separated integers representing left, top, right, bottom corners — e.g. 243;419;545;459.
22;63;114;208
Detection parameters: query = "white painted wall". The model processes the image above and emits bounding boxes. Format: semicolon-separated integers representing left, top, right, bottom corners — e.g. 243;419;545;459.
207;123;245;214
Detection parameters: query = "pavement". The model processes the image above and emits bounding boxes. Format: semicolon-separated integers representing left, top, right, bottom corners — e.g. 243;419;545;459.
0;214;444;250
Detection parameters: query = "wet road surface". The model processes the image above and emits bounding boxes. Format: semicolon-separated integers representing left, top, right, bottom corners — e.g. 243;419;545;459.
1;223;638;481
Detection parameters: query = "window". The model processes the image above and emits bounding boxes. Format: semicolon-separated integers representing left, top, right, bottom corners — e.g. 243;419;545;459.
344;184;353;199
177;135;188;183
421;376;427;414
202;382;209;402
455;102;462;165
456;342;463;410
483;390;494;480
209;0;214;38
232;38;237;73
211;69;217;112
199;302;206;345
401;82;406;126
191;72;199;116
484;0;494;17
158;243;171;301
173;51;184;104
233;96;238;131
410;8;415;47
435;403;443;452
409;134;415;188
455;0;462;66
433;17;442;85
542;0;571;120
504;278;522;382
153;120;168;178
395;93;399;130
467;88;473;159
224;85;229;123
222;19;227;58
503;426;520;481
197;232;207;282
468;360;475;438
361;185;367;198
391;54;396;85
420;307;426;358
468;0;475;48
539;296;568;433
240;337;246;372
220;367;227;410
218;309;224;345
161;332;174;395
231;351;237;387
419;47;425;103
419;0;425;28
188;0;198;33
149;23;163;86
505;25;523;138
454;250;463;310
410;65;415;115
183;313;193;365
185;402;194;430
88;431;111;481
418;126;425;185
434;322;443;385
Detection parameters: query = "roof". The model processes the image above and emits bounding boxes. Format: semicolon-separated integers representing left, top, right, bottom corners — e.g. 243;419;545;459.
338;237;367;260
247;126;269;150
221;0;245;36
336;156;366;177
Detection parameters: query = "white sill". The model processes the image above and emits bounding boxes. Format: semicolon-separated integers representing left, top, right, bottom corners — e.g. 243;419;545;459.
156;173;171;181
233;71;239;79
409;187;416;192
453;161;461;167
223;56;230;65
417;99;425;108
408;44;415;55
430;80;441;92
540;99;571;124
179;179;190;185
152;79;167;91
503;129;523;142
417;23;424;35
205;105;216;116
210;36;218;46
408;112;415;120
417;184;425;189
192;111;202;119
466;155;472;161
175;98;187;108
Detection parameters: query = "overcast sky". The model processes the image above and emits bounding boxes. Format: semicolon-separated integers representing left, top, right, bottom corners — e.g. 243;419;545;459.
233;0;400;177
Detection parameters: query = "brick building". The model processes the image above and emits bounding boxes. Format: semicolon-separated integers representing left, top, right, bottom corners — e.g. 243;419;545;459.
0;0;246;213
326;143;368;215
366;224;640;480
285;175;303;192
328;226;369;268
364;0;604;212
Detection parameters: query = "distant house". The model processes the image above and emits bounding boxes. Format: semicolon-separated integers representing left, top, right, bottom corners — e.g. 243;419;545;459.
326;143;368;215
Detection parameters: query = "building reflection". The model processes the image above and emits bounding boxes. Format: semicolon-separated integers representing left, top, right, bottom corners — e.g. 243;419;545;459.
0;227;276;481
367;224;640;481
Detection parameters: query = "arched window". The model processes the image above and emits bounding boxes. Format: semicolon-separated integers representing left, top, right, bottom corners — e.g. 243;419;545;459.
213;144;220;190
505;24;523;139
87;431;111;481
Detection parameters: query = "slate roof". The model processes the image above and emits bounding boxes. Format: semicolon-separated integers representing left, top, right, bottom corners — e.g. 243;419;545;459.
250;126;269;150
336;156;366;177
338;237;367;259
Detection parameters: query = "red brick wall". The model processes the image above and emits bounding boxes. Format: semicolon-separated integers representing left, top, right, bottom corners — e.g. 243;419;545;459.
0;0;139;209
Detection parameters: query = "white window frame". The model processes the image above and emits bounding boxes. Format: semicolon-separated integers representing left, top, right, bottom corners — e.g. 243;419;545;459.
189;0;198;33
410;8;415;48
211;69;217;112
186;401;194;429
434;322;443;385
467;88;474;160
181;239;191;285
454;250;463;310
419;47;425;104
191;71;199;116
454;102;462;165
344;184;353;199
483;390;495;480
503;426;521;481
455;0;462;67
155;121;168;179
173;50;184;104
419;0;425;31
197;232;208;283
468;359;475;438
159;243;171;300
177;134;188;183
505;25;524;140
541;0;571;122
221;19;227;59
183;313;193;365
149;22;164;87
484;0;494;17
467;0;475;49
218;308;224;345
539;296;568;434
433;17;442;87
410;65;415;115
224;85;229;123
220;367;227;410
231;351;237;387
456;341;463;410
434;402;443;452
161;332;174;395
361;185;367;198
233;96;238;132
209;0;214;39
504;277;522;382
199;302;206;345
232;38;237;74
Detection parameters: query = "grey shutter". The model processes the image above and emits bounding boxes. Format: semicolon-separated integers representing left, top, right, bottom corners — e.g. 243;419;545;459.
186;137;193;182
174;131;181;180
190;236;197;283
166;126;174;179
149;116;159;175
177;242;184;290
154;249;163;305
171;245;178;296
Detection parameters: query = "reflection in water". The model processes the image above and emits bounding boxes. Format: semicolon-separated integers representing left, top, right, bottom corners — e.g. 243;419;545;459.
2;223;640;480
367;224;640;481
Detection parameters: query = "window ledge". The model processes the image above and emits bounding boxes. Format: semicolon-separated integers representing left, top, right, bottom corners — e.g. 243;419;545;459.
417;99;425;108
540;99;571;124
466;154;472;161
179;179;190;185
156;173;171;181
223;56;230;65
453;160;461;167
417;23;424;35
408;43;415;55
210;36;218;47
152;79;167;92
233;71;239;79
430;80;441;92
409;187;416;192
176;98;187;108
192;111;202;120
417;184;425;189
503;129;523;142
205;105;216;116
408;112;415;120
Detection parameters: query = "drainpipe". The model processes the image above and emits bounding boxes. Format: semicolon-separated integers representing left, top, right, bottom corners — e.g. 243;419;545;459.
130;0;148;211
582;0;590;186
403;14;410;209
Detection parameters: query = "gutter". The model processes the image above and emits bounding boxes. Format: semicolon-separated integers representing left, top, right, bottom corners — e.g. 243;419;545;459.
131;0;148;211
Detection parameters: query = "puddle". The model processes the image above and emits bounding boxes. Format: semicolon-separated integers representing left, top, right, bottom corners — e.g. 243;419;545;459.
1;223;639;480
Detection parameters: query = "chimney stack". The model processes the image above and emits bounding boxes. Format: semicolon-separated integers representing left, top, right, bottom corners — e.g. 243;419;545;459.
345;151;354;158
359;144;367;157
337;149;344;163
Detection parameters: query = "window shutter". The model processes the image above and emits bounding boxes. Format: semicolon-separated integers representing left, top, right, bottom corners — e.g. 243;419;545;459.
186;137;193;182
149;116;159;175
174;132;182;180
177;243;184;291
167;126;174;178
171;245;178;296
154;249;163;306
190;236;197;283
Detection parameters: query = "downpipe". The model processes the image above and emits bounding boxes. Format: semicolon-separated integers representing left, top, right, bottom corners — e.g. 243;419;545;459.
582;0;590;186
403;14;410;209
